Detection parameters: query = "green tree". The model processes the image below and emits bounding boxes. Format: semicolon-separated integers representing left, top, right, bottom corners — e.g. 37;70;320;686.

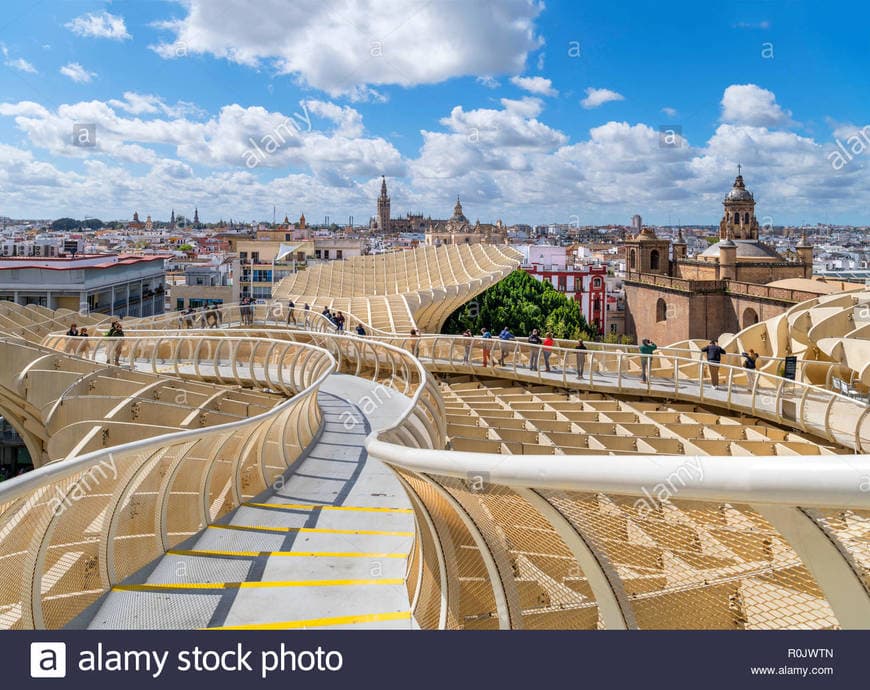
442;270;598;339
50;217;80;231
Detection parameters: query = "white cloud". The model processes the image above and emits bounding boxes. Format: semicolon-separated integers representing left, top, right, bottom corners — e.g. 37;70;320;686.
0;94;402;186
302;100;364;138
150;0;543;96
511;76;558;97
107;91;205;118
1;44;38;74
59;62;96;83
1;84;869;224
661;106;678;118
581;87;625;109
720;83;793;127
476;76;500;89
66;11;131;40
5;57;37;74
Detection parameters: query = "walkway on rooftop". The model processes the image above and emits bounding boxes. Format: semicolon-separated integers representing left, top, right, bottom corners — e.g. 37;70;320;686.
79;375;417;630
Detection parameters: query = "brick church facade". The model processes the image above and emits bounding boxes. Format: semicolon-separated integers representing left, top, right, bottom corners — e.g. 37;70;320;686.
624;171;817;343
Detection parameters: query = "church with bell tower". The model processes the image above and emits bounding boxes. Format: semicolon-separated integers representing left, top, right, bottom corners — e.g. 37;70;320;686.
623;170;820;344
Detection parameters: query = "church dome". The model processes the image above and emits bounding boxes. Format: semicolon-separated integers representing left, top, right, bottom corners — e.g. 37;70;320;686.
700;239;783;261
724;174;754;202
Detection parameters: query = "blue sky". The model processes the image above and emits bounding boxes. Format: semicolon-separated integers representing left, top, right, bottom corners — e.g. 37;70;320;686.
1;0;869;225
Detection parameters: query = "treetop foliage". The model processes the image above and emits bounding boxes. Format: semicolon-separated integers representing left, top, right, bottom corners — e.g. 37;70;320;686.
442;270;600;340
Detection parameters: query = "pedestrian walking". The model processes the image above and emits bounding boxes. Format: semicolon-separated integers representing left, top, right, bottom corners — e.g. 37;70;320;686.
497;326;515;366
303;303;311;328
481;327;493;367
355;324;366;336
527;328;541;370
286;300;296;325
742;348;759;387
410;328;421;357
462;329;473;364
575;338;587;379
542;332;555;372
639;338;657;383
700;338;727;389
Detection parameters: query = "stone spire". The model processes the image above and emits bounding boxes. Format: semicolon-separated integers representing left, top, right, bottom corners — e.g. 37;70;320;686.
377;175;391;233
451;196;467;223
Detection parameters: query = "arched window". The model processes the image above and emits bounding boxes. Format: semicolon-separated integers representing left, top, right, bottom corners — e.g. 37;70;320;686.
742;307;759;329
656;298;667;322
593;277;602;288
744;212;750;224
629;249;636;270
650;249;660;271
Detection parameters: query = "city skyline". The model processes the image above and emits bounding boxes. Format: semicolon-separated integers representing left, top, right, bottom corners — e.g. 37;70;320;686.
1;1;870;224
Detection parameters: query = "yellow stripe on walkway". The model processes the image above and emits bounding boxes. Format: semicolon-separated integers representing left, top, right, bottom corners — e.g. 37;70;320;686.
167;549;408;559
208;524;413;537
114;578;404;593
242;502;413;514
206;610;412;630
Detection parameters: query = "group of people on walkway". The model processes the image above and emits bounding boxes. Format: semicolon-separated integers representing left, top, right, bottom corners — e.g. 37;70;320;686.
285;300;358;334
458;326;589;379
65;320;124;364
179;304;226;329
64;322;90;354
451;328;764;391
639;336;760;389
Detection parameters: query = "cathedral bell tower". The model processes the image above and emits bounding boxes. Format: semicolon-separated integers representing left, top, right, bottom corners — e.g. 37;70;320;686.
377;176;391;233
719;166;759;240
624;226;670;276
